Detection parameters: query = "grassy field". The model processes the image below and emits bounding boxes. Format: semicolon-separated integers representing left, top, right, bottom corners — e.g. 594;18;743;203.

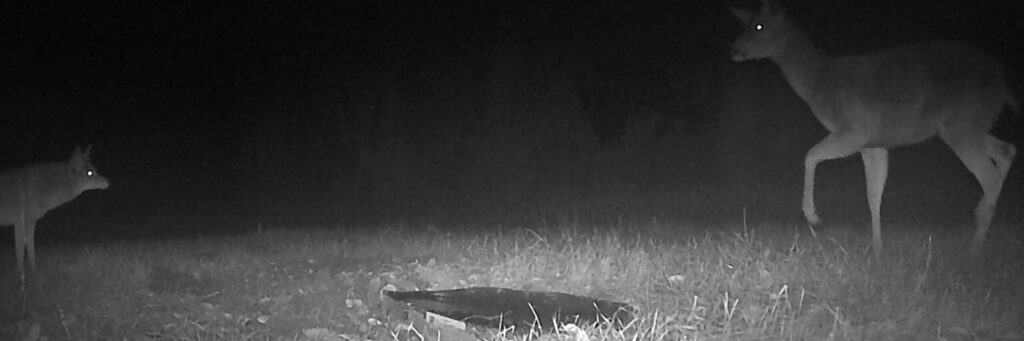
2;209;1022;340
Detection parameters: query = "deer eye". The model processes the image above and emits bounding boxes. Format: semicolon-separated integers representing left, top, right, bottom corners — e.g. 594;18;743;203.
754;23;764;31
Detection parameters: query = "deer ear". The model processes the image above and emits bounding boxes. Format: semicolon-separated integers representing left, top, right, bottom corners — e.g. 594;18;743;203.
730;7;753;23
761;0;780;15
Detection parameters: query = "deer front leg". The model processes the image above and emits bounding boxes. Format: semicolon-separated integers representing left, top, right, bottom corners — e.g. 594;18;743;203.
803;132;864;227
862;148;889;258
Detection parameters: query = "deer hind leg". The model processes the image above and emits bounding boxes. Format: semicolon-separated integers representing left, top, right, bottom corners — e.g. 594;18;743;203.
986;134;1016;180
14;222;26;274
974;134;1016;252
803;132;865;226
941;130;1013;255
26;221;37;271
861;148;889;258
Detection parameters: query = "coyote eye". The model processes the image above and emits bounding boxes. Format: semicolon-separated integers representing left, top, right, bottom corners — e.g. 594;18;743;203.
87;170;95;177
754;23;764;31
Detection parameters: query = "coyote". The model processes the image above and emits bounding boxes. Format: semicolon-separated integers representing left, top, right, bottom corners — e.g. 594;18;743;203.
0;146;109;273
730;0;1016;257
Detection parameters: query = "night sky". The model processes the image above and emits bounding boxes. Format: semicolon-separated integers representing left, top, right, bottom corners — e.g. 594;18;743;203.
2;0;1022;241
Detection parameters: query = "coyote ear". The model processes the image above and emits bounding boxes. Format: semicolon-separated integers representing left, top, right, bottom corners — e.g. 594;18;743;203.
83;145;93;158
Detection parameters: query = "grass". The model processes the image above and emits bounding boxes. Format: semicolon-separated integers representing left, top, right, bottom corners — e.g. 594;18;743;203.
2;210;1022;341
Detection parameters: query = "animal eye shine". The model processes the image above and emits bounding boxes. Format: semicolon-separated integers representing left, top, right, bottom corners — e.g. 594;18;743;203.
755;23;764;31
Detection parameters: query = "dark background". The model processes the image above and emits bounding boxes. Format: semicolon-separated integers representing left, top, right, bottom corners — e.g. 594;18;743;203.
2;0;1022;242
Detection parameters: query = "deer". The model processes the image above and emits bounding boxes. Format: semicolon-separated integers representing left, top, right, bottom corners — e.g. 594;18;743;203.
729;0;1017;257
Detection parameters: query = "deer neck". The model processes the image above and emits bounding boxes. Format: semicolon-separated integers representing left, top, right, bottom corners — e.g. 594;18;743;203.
770;28;828;104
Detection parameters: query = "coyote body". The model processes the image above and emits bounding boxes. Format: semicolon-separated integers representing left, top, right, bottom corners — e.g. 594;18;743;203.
0;146;109;273
730;0;1016;257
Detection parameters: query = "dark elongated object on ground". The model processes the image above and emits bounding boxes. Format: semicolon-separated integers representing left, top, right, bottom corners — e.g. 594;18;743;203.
384;287;634;331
